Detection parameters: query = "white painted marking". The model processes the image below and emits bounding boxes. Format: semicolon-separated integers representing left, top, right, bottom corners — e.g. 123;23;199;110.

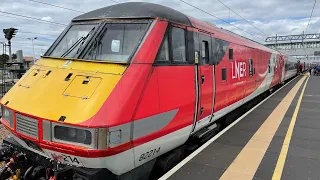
304;94;320;97
158;76;299;180
259;68;268;78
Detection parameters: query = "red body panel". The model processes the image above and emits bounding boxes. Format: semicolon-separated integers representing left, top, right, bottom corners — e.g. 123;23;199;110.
213;45;268;112
133;66;195;146
80;64;153;127
227;44;248;106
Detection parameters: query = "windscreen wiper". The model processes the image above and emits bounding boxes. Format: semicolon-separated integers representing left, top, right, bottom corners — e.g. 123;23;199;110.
61;27;96;58
86;27;107;60
60;36;85;58
76;27;96;54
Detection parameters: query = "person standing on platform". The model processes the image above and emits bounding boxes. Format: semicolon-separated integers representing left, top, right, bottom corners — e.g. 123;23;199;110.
309;68;312;75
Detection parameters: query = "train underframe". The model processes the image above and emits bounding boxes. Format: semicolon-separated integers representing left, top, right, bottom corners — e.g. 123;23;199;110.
0;135;161;180
0;137;118;180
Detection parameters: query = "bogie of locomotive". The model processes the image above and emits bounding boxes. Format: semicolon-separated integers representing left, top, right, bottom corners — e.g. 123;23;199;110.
0;2;299;179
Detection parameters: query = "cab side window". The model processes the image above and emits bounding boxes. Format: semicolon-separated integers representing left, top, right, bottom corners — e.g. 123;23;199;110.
172;27;186;63
156;26;187;64
156;35;170;62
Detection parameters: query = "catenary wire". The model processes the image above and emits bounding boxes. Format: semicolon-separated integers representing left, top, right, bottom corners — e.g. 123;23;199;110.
179;0;265;41
305;0;317;33
0;11;67;26
217;0;269;37
27;0;85;13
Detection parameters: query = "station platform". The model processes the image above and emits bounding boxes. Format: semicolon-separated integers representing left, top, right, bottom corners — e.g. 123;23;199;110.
160;75;320;180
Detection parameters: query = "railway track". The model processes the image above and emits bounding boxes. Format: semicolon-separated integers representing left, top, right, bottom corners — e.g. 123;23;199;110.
0;125;9;178
0;125;9;143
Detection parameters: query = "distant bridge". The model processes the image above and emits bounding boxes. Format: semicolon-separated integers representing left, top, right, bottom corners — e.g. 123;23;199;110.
264;33;320;62
265;33;320;42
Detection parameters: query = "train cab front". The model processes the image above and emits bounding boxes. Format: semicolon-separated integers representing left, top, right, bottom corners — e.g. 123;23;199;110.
0;14;168;179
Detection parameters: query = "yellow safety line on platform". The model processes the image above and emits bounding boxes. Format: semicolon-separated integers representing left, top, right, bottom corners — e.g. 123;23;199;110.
272;76;310;180
220;76;306;180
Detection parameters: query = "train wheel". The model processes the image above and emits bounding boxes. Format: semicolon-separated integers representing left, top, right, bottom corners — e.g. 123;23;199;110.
155;148;183;174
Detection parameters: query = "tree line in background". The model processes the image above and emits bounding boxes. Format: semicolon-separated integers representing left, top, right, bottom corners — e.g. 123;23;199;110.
0;53;17;68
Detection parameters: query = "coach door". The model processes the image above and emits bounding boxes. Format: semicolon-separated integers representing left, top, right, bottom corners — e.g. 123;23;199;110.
266;54;275;90
192;31;215;133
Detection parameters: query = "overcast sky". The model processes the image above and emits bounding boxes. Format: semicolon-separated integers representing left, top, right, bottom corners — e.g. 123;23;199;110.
0;0;319;58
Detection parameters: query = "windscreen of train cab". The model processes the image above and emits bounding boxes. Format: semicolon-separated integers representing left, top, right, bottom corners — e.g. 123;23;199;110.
84;23;148;62
49;24;97;58
48;22;149;63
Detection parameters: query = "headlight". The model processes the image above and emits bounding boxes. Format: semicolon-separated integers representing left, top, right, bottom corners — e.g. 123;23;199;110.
2;107;14;128
45;121;108;149
54;126;92;145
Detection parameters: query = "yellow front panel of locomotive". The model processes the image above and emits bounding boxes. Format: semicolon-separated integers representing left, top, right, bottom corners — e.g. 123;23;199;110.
1;58;127;124
63;76;102;99
19;69;46;88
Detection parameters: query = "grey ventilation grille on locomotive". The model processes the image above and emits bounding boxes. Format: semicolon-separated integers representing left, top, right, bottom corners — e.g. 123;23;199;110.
16;113;39;140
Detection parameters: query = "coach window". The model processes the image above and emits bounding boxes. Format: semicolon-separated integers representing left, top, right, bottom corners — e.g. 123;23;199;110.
172;27;186;63
249;59;254;76
201;41;209;64
156;35;170;62
229;48;233;60
222;68;227;81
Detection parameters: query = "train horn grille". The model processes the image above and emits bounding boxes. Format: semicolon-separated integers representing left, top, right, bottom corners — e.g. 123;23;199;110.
16;113;39;140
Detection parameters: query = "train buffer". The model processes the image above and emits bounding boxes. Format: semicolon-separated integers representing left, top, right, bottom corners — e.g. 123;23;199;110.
160;75;320;180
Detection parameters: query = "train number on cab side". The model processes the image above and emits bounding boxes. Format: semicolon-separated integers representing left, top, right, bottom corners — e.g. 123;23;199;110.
139;147;161;161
